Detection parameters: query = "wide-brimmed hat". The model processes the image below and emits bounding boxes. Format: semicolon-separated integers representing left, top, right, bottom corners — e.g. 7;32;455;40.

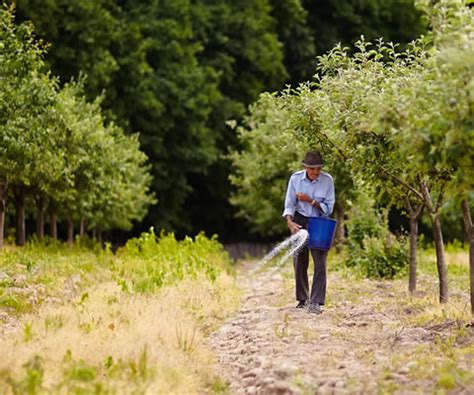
302;151;324;168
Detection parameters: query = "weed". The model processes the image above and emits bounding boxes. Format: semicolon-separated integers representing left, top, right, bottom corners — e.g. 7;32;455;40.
437;373;456;389
0;294;31;314
0;239;237;393
23;322;33;342
175;323;197;354
104;356;114;370
79;292;89;305
273;313;291;338
9;355;44;394
44;314;64;332
66;360;97;382
138;346;150;380
210;376;230;393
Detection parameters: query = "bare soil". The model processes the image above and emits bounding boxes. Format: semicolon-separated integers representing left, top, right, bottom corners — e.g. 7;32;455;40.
209;260;474;394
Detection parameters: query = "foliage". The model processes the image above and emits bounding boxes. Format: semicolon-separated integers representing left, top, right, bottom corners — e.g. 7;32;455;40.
0;231;233;318
9;0;285;233
229;88;357;237
415;0;474;202
0;8;155;244
229;92;306;236
303;0;426;56
269;0;316;84
231;1;474;300
0;5;59;191
0;242;112;315
117;228;231;292
7;0;427;239
344;191;408;278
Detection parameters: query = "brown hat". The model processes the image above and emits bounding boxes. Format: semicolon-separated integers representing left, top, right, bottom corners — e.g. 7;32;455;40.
302;151;324;168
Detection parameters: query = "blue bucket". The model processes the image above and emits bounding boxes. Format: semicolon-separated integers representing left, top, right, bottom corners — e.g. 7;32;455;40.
308;217;338;250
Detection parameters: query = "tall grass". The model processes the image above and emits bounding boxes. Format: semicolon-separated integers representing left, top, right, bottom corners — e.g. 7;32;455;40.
0;230;239;394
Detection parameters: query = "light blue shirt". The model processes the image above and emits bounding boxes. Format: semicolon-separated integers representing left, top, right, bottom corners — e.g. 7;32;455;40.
282;170;335;218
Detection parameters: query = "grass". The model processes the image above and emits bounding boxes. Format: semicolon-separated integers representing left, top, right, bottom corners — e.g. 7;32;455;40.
1;238;472;393
373;247;473;393
274;245;473;394
0;275;239;394
0;233;240;394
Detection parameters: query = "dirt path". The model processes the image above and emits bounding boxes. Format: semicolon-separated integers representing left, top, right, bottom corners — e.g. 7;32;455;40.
209;260;474;394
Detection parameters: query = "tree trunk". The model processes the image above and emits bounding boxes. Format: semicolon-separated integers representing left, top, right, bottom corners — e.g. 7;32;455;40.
14;186;26;246
405;197;423;294
408;216;419;293
50;208;57;240
67;216;74;246
0;180;6;248
420;180;448;303
461;199;473;315
98;231;103;248
0;197;4;248
334;202;345;252
79;218;86;237
431;213;448;303
36;198;45;242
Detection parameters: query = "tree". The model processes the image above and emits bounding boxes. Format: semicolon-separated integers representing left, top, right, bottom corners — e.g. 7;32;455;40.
0;5;59;246
297;37;451;301
10;0;220;233
53;81;154;244
415;0;474;312
9;0;429;241
231;6;473;303
269;0;316;85
229;88;356;242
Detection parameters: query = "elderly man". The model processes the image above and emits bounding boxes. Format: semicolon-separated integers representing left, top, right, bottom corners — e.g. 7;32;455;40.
282;151;335;314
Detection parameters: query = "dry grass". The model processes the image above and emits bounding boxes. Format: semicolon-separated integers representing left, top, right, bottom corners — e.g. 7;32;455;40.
0;273;239;394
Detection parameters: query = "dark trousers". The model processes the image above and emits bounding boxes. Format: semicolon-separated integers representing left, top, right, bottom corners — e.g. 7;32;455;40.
293;212;328;305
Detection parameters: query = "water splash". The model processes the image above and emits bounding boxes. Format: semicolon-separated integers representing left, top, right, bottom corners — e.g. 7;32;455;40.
252;229;309;273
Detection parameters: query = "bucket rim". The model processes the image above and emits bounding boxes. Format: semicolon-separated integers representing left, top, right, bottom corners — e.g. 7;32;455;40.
308;216;337;223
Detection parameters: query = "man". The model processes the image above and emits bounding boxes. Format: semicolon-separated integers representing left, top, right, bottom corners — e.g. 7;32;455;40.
282;151;335;314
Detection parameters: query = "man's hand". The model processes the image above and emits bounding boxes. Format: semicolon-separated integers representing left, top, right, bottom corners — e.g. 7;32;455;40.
287;218;302;234
296;192;321;209
296;192;311;202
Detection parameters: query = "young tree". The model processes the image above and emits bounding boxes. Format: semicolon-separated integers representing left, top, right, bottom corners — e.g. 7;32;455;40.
415;0;474;312
229;88;356;241
0;6;58;246
300;38;451;301
53;81;154;244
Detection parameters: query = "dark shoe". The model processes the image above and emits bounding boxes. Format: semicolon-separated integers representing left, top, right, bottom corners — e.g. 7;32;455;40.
308;303;323;314
296;300;308;309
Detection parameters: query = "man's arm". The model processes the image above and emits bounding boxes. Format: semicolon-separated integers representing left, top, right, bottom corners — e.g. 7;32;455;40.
282;175;297;219
282;175;302;234
319;180;335;217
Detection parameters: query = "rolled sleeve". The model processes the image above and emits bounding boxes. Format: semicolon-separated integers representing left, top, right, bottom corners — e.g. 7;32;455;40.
320;182;335;217
282;176;297;218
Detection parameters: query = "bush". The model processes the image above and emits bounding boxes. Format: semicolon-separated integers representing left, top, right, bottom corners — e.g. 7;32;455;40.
116;228;232;292
344;194;408;279
345;234;408;279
